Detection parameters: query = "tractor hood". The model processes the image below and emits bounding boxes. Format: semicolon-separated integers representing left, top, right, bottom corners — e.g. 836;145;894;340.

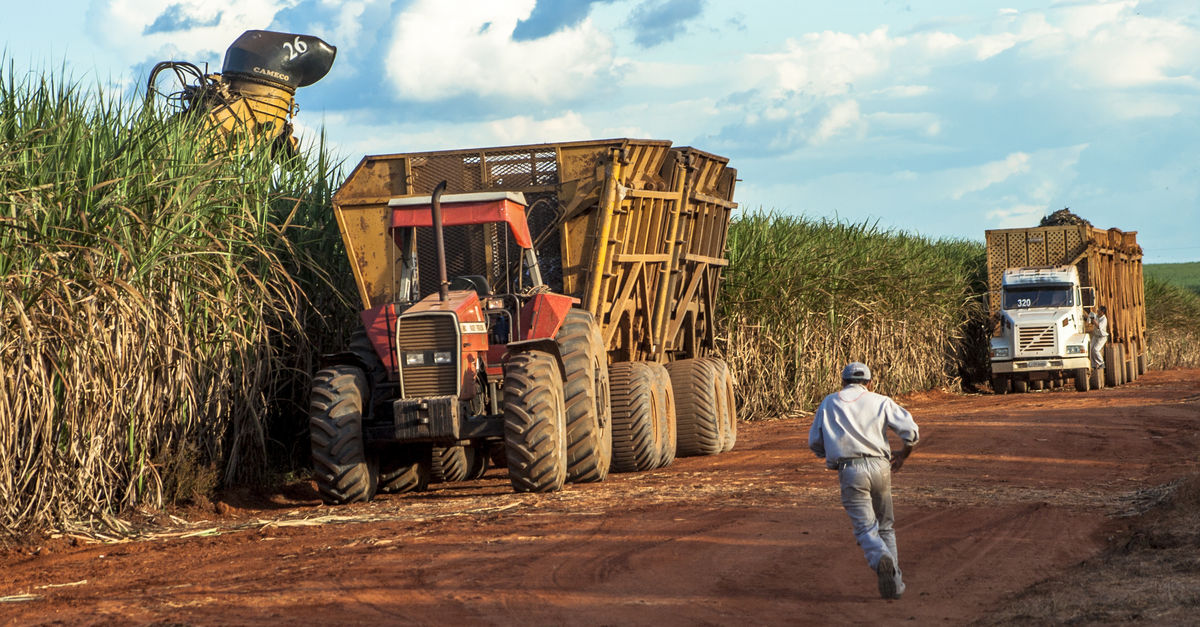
222;30;337;90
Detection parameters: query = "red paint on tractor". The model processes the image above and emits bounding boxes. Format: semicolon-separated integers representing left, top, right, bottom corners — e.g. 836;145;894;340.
391;198;534;248
519;293;576;340
360;304;397;379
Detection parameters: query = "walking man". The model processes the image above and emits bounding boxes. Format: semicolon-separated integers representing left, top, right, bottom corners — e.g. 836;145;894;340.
1089;305;1109;371
808;362;920;600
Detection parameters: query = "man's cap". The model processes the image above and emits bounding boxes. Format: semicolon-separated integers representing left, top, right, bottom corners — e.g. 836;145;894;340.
842;362;871;382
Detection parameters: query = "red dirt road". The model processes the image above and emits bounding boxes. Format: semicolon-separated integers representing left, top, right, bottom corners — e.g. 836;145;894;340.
3;370;1199;626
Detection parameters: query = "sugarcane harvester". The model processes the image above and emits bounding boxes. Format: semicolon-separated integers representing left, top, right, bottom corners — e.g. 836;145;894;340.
316;139;739;504
145;29;336;155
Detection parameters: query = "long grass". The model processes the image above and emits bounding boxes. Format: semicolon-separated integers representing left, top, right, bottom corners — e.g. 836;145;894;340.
0;65;351;534
1145;276;1200;369
718;212;988;418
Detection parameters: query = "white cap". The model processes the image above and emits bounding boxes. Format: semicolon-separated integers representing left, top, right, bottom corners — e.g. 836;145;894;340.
841;362;871;382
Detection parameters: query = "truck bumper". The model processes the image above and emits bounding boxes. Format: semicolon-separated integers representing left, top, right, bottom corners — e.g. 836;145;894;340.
364;396;504;443
991;355;1090;376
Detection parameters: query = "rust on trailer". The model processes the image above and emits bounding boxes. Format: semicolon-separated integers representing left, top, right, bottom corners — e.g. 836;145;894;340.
332;138;738;365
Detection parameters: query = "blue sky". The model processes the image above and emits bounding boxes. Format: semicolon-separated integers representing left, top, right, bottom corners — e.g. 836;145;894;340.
6;0;1199;262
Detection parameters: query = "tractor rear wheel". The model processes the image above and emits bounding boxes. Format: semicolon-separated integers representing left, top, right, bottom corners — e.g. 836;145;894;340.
556;310;613;483
666;359;723;457
378;445;430;494
503;351;568;493
648;363;677;469
609;362;660;473
1074;368;1090;392
309;365;377;504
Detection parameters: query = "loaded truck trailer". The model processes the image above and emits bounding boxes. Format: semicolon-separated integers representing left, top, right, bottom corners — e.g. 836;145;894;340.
312;139;738;504
985;224;1146;393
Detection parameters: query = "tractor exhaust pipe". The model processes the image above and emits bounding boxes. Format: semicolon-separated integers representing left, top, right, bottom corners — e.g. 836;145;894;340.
431;181;450;302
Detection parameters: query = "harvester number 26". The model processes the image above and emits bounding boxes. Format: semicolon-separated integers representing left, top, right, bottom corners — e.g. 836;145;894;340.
283;37;308;60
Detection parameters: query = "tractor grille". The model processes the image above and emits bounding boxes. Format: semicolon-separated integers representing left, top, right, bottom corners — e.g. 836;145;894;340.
397;315;459;398
1017;325;1056;354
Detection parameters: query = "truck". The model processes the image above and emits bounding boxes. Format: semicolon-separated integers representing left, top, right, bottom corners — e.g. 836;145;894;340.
985;224;1146;394
313;139;739;503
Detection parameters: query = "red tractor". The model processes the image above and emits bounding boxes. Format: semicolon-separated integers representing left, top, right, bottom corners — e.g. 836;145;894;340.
309;183;611;503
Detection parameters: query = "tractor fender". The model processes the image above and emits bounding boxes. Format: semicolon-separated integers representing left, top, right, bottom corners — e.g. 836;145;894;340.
505;339;567;382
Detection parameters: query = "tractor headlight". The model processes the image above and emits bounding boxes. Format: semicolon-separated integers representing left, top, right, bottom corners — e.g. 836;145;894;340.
991;347;1010;358
433;351;453;365
404;352;426;366
1066;344;1085;355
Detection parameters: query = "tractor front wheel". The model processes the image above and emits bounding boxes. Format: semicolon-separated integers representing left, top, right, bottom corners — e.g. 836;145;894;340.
309;365;377;504
503;351;568;493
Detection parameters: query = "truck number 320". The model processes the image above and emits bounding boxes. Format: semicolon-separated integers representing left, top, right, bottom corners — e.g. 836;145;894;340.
1017;298;1031;307
283;37;308;60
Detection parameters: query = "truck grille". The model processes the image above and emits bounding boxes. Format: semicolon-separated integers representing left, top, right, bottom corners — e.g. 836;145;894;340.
397;315;459;398
1017;325;1056;354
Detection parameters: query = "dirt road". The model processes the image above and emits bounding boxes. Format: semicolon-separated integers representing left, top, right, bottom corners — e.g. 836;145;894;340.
3;369;1199;626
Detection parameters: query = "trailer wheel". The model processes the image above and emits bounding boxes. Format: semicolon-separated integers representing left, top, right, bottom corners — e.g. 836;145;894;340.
1012;379;1029;394
648;363;677;468
309;365;377;504
992;376;1010;394
666;359;723;457
1104;345;1121;387
431;445;472;483
556;310;613;483
1073;368;1090;392
504;350;568;493
704;358;737;452
609;362;660;472
1124;353;1137;383
1137;352;1147;375
379;445;430;494
1090;367;1104;390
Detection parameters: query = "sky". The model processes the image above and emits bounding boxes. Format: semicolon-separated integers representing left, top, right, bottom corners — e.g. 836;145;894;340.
5;0;1199;263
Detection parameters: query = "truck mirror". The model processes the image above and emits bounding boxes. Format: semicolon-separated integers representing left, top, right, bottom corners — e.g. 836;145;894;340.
1081;287;1096;308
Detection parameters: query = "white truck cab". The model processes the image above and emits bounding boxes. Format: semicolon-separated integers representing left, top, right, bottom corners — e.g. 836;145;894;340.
989;265;1096;392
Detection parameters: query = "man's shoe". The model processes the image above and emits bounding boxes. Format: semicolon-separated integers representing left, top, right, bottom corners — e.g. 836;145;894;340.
877;555;898;599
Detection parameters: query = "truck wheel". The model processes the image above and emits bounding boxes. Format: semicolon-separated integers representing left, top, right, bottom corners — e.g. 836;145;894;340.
992;376;1010;394
1030;379;1045;391
666;358;723;457
608;362;660;473
1012;379;1029;394
1073;368;1090;392
648;363;677;468
1104;345;1121;387
556;310;613;483
1090;367;1104;390
503;350;568;493
431;445;472;483
309;365;377;504
704;358;737;452
379;445;430;494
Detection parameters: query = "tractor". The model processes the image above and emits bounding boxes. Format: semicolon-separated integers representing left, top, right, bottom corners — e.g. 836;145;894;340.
309;183;612;503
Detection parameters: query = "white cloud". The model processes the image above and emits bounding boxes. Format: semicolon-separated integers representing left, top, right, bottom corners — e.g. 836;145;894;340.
986;201;1047;227
810;100;862;145
385;0;615;103
89;0;295;61
951;152;1032;200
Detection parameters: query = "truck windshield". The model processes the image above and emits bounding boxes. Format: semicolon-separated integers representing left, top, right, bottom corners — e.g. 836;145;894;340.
1003;286;1074;309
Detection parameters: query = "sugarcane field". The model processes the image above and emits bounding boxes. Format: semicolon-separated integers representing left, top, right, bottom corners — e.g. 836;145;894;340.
5;6;1200;626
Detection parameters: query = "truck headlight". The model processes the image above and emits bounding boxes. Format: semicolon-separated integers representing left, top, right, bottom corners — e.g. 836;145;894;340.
404;352;426;366
433;351;453;364
991;347;1010;358
1066;344;1085;355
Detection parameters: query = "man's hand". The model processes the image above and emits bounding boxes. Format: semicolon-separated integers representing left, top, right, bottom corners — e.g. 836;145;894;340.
891;442;915;472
